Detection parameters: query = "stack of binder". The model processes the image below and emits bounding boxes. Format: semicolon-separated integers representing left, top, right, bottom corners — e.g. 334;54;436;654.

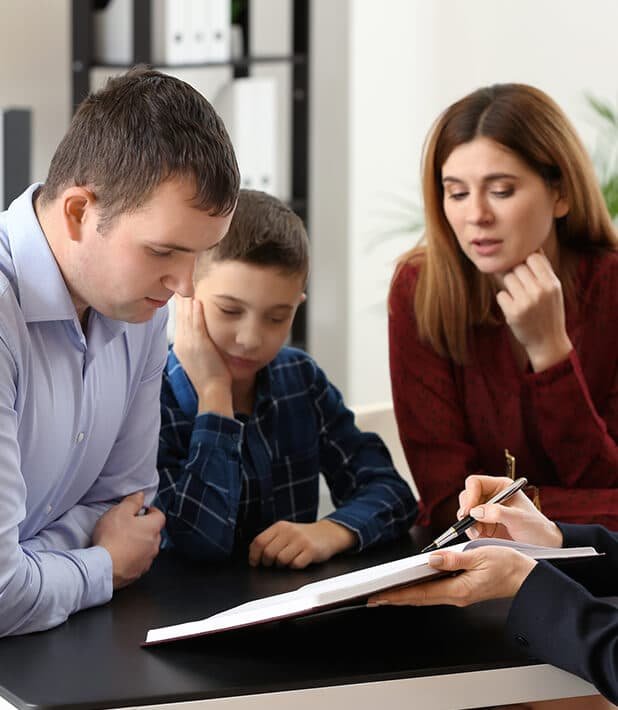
0;108;31;211
214;77;278;197
94;0;231;65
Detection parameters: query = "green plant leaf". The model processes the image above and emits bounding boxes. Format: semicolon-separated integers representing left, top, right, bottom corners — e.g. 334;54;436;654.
585;93;618;127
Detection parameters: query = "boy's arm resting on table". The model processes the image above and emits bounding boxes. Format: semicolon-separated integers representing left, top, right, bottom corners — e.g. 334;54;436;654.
508;559;618;705
311;360;418;550
156;365;244;561
247;518;358;569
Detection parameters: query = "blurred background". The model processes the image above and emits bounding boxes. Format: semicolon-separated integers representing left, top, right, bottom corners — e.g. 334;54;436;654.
1;0;617;408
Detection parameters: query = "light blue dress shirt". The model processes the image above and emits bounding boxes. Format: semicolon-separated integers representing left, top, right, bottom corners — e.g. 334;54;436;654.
0;185;167;636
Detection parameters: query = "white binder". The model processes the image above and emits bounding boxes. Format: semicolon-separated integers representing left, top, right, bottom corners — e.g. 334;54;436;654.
94;0;193;65
214;77;278;196
151;0;190;65
93;0;133;65
189;0;231;63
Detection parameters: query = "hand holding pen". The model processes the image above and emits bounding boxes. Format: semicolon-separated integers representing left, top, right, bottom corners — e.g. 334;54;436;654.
422;477;528;552
422;475;564;552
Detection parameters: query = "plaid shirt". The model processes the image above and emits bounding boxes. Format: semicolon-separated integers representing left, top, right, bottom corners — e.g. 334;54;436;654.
156;346;417;560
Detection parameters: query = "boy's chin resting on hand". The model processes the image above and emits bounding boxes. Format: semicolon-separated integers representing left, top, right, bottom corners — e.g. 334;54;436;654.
248;519;357;569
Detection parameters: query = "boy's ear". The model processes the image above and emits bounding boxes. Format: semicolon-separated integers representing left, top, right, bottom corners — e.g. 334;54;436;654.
62;187;97;242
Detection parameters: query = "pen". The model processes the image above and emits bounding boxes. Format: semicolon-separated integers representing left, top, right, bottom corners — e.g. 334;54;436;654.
421;476;528;553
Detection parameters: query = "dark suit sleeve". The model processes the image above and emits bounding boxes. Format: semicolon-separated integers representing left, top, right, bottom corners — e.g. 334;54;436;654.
557;523;618;596
506;525;618;704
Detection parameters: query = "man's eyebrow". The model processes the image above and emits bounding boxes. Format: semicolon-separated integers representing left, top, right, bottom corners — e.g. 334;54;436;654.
149;241;221;254
149;242;197;253
216;294;294;310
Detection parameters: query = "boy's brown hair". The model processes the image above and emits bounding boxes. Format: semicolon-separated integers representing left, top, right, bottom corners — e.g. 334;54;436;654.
197;189;309;281
38;66;239;231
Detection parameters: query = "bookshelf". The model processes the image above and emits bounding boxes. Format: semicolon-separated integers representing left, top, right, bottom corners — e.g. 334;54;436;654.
70;0;309;350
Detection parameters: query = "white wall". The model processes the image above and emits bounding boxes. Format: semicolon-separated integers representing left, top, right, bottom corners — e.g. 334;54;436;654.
0;0;71;184
310;0;618;406
2;0;618;407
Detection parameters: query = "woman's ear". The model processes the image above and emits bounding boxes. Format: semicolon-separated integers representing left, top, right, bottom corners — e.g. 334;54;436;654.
553;184;569;219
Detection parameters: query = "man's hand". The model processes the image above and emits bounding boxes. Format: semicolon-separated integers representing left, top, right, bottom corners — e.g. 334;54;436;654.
496;251;572;372
92;491;166;590
458;475;563;548
368;546;536;608
248;519;357;569
172;295;233;417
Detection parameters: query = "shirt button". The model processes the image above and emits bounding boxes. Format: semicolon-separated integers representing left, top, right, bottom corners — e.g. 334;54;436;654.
46;505;52;514
515;634;529;647
76;432;85;444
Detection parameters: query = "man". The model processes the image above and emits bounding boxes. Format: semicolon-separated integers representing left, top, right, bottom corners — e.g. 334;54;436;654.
0;66;239;636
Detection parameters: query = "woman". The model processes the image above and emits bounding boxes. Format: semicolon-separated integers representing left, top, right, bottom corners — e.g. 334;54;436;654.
389;83;618;531
368;474;618;706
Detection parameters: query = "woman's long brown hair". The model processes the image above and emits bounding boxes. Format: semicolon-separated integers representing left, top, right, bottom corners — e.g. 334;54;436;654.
394;83;618;363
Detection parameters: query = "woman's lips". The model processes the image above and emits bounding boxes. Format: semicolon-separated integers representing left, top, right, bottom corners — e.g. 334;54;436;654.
471;239;502;256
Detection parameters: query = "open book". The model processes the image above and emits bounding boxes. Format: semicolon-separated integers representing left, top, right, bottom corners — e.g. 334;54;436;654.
143;538;599;645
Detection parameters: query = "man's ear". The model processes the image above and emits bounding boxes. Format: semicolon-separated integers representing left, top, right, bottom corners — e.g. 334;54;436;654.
61;187;97;242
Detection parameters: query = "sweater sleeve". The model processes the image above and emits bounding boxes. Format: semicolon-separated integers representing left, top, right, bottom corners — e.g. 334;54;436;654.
388;264;480;525
522;254;618;524
523;349;618;488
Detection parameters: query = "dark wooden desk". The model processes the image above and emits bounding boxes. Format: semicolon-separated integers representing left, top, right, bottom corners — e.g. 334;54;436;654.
0;532;599;710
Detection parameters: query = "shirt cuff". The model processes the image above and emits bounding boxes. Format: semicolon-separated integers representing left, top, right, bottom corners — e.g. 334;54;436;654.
191;411;243;453
325;509;368;551
523;348;577;386
77;545;114;610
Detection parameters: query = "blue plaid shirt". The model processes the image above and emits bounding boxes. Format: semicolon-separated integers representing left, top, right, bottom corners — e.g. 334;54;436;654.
156;346;417;561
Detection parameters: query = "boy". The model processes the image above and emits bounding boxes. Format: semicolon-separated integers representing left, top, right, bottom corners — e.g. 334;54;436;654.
0;66;238;636
157;190;417;567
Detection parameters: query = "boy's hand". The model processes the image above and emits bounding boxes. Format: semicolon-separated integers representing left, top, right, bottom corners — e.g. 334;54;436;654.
367;546;536;608
496;251;572;372
92;492;166;589
248;519;357;569
172;295;233;416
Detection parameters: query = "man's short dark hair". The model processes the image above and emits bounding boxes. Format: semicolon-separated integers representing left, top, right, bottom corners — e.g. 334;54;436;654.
39;66;239;229
197;189;309;281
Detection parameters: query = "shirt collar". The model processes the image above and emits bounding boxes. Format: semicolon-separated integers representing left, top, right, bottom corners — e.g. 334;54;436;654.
7;184;126;340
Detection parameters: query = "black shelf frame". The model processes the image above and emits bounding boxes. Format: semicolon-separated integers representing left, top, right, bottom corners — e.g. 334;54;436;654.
71;0;310;351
